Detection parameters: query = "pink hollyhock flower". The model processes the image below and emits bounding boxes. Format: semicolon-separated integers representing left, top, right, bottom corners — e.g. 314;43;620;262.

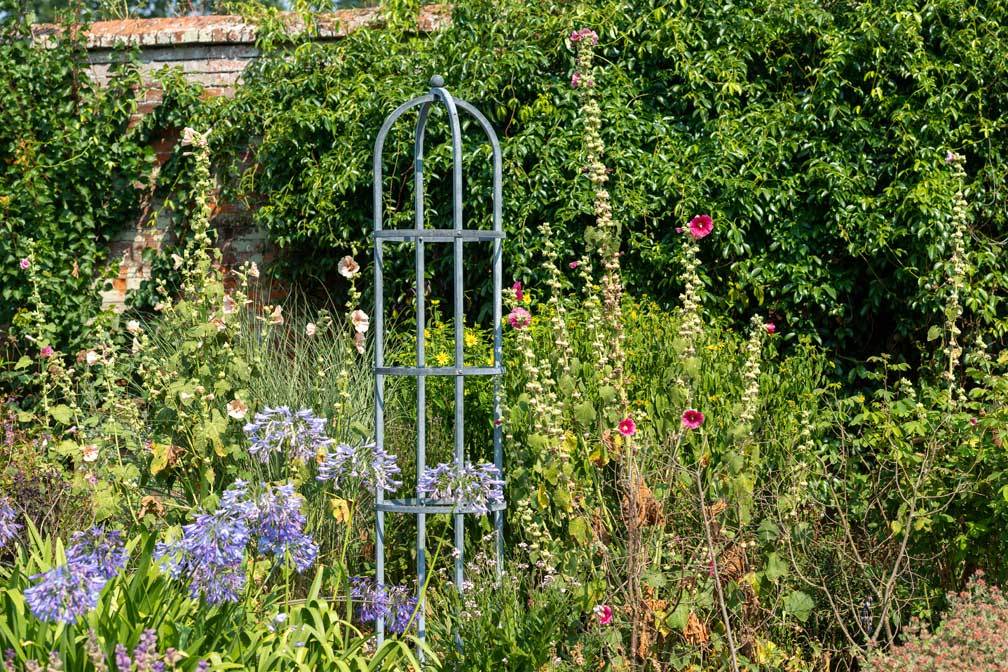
19;258;30;270
39;345;54;358
571;72;581;88
688;214;714;240
569;261;580;269
570;28;599;45
593;604;613;625
681;409;705;430
618;416;636;437
508;307;531;329
764;322;776;334
512;281;524;302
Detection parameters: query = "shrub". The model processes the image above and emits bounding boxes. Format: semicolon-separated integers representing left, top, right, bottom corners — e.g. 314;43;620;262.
862;573;1008;672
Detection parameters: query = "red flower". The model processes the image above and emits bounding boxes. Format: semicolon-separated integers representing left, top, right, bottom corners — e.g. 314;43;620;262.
512;281;524;302
688;214;713;240
617;416;636;437
681;409;705;430
593;604;613;625
764;322;776;334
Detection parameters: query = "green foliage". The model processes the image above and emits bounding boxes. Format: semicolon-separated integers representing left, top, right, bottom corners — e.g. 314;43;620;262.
198;0;1008;360
0;15;155;352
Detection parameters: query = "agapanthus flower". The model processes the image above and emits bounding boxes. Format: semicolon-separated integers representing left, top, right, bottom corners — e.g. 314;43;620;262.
681;409;705;430
0;497;21;548
507;307;531;329
317;442;401;494
24;564;107;624
350;577;417;635
688;214;714;240
66;527;128;580
253;484;318;573
114;644;131;671
617;416;636;437
417;462;504;514
244;406;333;463
155;482;255;604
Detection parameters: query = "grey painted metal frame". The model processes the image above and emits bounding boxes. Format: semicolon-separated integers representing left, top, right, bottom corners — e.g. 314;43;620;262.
372;76;504;650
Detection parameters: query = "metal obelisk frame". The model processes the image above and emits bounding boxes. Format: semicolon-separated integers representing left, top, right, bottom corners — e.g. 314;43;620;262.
372;76;505;649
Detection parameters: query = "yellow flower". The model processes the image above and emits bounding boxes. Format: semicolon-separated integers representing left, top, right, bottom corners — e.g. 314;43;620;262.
434;352;451;367
464;330;478;348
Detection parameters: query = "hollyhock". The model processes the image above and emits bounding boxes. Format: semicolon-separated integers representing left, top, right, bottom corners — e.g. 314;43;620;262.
512;281;524;301
39;345;54;358
681;409;705;429
570;28;599;44
765;322;776;334
688;214;714;240
351;309;370;334
617;416;636;437
508;307;531;329
593;604;613;625
19;258;30;270
338;256;360;279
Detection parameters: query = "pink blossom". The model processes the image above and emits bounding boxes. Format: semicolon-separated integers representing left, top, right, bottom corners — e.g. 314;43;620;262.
508;307;531;330
512;281;524;302
593;604;613;625
617;416;636;437
688;214;714;240
570;28;599;45
765;322;776;334
970;417;978;426
19;258;30;270
571;72;581;88
681;409;705;430
569;261;580;269
39;345;54;358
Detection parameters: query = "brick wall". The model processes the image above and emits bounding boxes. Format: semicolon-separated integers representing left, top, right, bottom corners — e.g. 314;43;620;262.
31;6;450;309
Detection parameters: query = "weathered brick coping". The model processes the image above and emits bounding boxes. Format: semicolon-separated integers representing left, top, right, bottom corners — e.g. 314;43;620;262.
31;4;451;49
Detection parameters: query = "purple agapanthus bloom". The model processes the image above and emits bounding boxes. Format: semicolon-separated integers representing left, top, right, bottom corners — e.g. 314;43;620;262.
66;527;128;580
243;407;333;463
23;564;107;624
155;482;254;604
253;484;318;573
23;525;128;624
417;462;504;514
316;442;401;494
0;497;21;548
350;577;416;635
114;644;131;671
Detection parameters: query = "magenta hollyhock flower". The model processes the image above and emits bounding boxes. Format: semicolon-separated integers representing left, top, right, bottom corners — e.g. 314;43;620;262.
688;215;713;240
617;416;636;437
764;322;776;334
39;345;54;358
569;261;580;269
512;281;524;301
508;307;531;330
19;258;30;270
681;409;705;430
593;604;613;625
571;72;581;88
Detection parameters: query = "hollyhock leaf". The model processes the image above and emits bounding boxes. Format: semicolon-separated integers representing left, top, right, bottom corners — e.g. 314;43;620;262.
598;386;616;405
49;404;74;425
665;603;690;630
573;401;597;426
784;590;815;622
14;356;32;370
765;552;788;583
757;519;780;543
569;517;591;545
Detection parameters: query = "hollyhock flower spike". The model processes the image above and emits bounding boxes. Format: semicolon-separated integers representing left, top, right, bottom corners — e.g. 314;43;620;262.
570;28;599;45
617;416;636;437
508;307;531;329
571;72;581;88
681;409;705;430
688;214;714;240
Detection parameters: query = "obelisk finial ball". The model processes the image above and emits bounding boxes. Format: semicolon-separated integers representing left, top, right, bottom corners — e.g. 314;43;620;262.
430;75;445;88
